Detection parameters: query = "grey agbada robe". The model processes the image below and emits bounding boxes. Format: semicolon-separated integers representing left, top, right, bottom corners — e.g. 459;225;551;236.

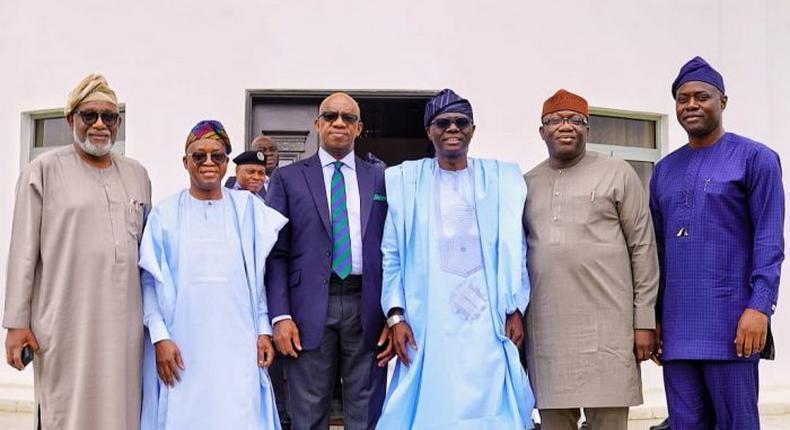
524;151;658;409
3;145;151;430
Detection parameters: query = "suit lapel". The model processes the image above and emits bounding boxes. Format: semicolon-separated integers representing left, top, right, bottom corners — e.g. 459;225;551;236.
356;157;374;239
303;155;332;237
259;184;267;200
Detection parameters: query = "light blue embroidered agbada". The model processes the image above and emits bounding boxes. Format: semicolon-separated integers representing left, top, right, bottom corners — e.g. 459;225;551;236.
377;158;534;430
139;189;287;430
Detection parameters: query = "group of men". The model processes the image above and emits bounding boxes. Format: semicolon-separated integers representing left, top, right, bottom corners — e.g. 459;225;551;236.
2;55;783;430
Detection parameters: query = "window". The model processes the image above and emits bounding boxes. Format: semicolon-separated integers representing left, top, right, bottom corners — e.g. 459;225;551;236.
22;106;126;163
586;108;666;189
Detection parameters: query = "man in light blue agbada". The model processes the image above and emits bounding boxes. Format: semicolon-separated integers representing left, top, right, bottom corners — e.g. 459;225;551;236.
139;120;287;430
376;89;535;430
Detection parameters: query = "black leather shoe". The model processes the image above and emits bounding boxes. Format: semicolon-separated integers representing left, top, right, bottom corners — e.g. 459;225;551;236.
649;418;670;430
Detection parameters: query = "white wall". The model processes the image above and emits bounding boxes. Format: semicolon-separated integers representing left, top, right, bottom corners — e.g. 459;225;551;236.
1;0;788;405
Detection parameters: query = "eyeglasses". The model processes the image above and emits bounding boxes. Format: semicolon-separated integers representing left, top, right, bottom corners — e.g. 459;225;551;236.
430;117;473;130
542;115;588;128
318;111;359;124
76;110;120;126
187;151;228;165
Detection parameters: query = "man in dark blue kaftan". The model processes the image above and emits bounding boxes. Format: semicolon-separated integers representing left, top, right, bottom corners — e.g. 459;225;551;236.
650;56;784;430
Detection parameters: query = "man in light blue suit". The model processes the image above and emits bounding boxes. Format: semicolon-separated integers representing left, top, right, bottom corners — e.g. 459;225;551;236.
377;89;535;430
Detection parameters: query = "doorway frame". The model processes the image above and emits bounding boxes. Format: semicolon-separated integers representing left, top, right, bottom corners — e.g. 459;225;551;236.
244;89;438;147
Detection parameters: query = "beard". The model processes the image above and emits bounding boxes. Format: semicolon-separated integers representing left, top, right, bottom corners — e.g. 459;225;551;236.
684;122;717;138
73;128;114;157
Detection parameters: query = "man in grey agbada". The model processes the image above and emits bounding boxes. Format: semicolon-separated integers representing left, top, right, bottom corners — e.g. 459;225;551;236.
3;73;151;430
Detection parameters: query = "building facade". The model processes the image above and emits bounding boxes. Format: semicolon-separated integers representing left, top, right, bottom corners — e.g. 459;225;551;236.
1;0;788;414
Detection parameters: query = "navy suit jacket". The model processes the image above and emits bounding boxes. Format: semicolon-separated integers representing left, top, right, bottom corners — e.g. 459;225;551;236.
265;153;387;350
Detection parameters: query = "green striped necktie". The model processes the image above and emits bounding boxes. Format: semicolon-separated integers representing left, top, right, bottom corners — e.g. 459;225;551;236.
330;161;352;279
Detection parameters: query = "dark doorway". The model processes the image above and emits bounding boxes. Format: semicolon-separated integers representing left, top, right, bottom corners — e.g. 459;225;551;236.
355;98;435;166
246;90;437;168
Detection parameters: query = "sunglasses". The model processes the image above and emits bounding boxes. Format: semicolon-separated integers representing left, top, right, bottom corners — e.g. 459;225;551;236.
430;117;473;130
187;151;228;165
76;110;120;126
318;111;359;124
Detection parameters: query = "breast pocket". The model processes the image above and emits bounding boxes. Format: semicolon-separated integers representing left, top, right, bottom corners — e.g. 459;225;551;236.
566;190;600;224
126;200;146;243
703;180;745;211
373;199;388;212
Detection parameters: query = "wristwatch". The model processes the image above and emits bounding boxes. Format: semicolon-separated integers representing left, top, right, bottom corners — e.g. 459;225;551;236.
387;314;407;328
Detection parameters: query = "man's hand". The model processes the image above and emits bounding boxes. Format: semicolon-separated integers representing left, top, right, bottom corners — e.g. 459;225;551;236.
735;308;769;358
257;335;275;368
376;326;394;367
273;319;302;358
634;329;655;362
505;310;524;347
651;324;663;366
391;321;417;367
154;339;185;386
4;328;39;370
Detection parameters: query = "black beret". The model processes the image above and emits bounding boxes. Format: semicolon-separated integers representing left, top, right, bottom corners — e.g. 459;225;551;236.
233;150;267;166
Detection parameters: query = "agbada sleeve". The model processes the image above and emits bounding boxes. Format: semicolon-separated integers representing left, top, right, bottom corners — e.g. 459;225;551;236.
381;167;406;316
256;202;288;336
139;209;170;344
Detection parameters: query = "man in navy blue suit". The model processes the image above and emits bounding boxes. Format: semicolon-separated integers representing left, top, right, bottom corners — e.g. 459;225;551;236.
265;92;393;430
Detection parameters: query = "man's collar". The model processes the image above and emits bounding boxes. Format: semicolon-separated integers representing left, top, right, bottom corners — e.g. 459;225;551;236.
318;147;356;170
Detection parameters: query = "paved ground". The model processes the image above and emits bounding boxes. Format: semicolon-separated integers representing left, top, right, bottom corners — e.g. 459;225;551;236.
0;412;32;429
629;416;790;429
2;412;789;429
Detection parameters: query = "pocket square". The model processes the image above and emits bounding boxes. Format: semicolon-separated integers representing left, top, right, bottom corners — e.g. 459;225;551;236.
373;193;387;202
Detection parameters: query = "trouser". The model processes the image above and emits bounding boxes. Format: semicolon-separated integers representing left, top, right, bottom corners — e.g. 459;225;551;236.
286;277;386;430
539;407;629;430
270;353;290;425
663;360;759;430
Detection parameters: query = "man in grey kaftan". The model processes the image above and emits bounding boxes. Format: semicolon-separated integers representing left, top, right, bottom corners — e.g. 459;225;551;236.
3;74;151;430
524;89;659;430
